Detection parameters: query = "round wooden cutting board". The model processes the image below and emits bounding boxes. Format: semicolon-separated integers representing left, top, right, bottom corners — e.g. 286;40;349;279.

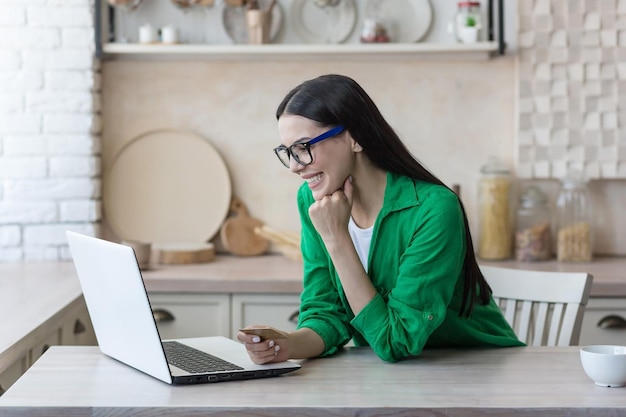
104;129;231;245
220;197;269;256
155;243;216;264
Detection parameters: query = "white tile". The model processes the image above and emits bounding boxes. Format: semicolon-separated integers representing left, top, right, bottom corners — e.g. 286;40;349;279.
534;96;551;112
584;112;602;129
601;161;618;177
600;30;618;46
602;112;618;129
567;63;585;80
585;62;601;79
584;12;602;30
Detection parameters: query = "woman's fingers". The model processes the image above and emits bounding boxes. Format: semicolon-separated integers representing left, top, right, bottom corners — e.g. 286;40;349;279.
239;335;282;364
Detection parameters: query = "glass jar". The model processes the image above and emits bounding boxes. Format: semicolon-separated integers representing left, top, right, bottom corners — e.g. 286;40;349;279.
515;186;552;262
453;1;483;43
477;156;513;260
556;172;593;262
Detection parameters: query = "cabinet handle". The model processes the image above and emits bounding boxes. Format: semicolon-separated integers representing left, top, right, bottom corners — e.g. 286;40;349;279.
74;319;86;335
597;315;626;330
153;309;175;323
288;310;299;324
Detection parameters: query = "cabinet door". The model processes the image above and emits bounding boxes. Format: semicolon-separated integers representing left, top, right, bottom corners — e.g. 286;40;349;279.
148;293;230;339
231;294;301;338
580;298;626;346
29;329;61;367
0;355;27;396
60;301;97;347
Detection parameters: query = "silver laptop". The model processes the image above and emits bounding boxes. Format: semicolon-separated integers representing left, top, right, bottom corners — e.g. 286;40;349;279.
66;231;301;385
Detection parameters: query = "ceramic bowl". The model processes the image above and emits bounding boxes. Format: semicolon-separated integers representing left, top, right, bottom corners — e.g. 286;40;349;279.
580;345;626;387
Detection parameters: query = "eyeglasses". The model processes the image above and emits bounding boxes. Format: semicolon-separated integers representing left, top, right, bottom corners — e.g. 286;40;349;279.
273;125;346;168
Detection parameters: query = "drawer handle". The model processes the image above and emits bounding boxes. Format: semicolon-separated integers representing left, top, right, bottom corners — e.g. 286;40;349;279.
288;310;299;324
597;315;626;330
74;319;86;335
153;309;175;323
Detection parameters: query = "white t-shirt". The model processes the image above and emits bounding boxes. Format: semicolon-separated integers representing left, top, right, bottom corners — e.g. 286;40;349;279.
348;217;373;273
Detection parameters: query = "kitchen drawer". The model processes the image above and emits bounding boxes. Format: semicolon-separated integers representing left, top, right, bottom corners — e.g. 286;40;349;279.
579;298;626;346
231;294;301;339
148;293;230;340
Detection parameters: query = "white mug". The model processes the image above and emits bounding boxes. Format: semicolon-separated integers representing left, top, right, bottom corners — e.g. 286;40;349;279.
161;25;179;44
139;23;157;43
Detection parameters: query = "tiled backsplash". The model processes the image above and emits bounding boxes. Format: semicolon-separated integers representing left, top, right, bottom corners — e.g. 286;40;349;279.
516;0;626;179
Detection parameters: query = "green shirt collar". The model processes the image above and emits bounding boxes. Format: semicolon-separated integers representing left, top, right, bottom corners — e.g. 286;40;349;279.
381;171;421;217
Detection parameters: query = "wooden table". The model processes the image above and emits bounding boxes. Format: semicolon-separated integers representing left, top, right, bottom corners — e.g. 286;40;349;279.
0;345;624;416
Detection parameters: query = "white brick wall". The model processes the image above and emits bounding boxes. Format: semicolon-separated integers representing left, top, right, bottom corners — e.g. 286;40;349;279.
0;0;100;262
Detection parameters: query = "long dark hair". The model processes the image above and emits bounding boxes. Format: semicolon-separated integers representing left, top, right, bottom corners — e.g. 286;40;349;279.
276;74;490;317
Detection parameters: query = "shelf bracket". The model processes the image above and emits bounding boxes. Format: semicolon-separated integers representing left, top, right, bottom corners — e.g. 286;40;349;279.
487;0;506;55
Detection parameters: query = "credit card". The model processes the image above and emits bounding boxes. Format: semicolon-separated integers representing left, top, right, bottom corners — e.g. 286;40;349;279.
239;327;289;340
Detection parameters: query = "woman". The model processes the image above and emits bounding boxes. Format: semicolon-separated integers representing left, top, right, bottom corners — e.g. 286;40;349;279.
238;74;523;363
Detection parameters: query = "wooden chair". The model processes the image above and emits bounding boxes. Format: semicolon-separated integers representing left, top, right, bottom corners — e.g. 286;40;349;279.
480;265;593;346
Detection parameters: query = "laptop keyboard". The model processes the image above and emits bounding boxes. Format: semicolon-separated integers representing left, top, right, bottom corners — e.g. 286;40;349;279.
162;341;243;374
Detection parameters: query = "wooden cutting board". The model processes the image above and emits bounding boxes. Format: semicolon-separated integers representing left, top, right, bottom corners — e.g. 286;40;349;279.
104;129;231;245
155;243;216;264
220;197;269;256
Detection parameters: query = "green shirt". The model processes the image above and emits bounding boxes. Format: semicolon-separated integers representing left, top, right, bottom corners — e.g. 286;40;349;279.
296;171;523;362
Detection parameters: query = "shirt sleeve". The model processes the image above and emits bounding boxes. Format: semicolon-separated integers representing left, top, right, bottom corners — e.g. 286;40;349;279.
294;184;353;356
350;190;466;362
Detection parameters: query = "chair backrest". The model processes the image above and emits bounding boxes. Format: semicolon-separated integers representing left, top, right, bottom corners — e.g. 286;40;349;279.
480;265;593;347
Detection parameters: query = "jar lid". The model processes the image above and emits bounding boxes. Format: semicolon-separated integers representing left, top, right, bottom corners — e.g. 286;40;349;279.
458;1;481;7
519;185;547;206
480;156;510;175
560;170;587;190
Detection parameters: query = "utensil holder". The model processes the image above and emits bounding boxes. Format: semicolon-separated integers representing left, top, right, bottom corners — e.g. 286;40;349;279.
245;9;272;44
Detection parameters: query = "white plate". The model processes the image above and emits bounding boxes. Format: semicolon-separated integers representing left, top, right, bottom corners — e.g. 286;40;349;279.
291;0;357;44
104;130;231;245
222;0;283;44
363;0;433;43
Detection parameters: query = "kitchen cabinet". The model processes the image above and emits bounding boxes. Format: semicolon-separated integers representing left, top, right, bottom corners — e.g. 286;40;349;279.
579;298;626;346
231;294;300;338
146;292;300;341
0;297;96;396
0;356;26;397
148;293;231;340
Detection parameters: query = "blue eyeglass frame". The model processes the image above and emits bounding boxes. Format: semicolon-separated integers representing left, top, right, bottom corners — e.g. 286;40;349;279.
273;125;346;168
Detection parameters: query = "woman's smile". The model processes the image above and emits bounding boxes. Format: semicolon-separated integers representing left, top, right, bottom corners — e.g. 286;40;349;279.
303;173;324;187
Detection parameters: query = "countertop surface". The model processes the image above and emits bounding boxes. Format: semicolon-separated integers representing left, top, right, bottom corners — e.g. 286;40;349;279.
0;345;624;416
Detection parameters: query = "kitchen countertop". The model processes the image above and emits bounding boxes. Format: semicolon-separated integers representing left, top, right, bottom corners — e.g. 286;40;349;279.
1;345;624;416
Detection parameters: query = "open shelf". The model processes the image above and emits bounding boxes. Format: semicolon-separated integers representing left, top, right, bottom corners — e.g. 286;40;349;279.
101;41;501;61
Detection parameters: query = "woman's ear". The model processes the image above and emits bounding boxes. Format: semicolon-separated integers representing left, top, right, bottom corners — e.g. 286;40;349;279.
352;140;363;152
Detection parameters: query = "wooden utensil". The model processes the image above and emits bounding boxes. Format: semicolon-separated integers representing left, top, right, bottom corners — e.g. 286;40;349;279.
254;225;302;263
220;197;269;256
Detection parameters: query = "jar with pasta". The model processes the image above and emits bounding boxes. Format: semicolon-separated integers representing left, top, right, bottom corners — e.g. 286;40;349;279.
477;156;513;260
515;185;552;261
556;172;593;262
